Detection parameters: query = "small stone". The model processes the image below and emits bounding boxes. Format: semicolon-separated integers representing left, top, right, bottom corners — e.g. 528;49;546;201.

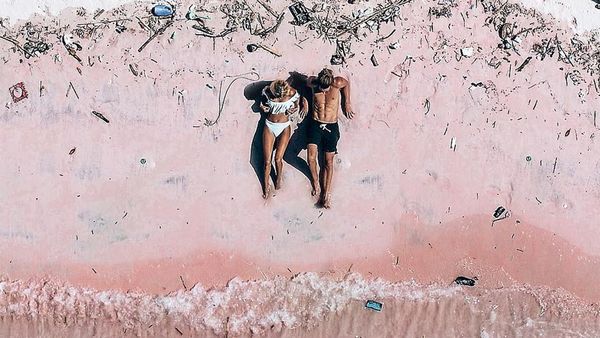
140;158;147;164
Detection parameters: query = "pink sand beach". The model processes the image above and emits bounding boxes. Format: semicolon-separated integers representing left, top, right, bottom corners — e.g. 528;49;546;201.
1;0;600;336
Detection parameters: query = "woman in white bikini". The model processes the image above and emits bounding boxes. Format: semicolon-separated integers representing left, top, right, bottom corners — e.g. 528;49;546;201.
260;80;308;199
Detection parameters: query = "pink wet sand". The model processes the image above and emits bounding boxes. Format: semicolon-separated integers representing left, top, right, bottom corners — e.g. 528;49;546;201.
1;0;600;336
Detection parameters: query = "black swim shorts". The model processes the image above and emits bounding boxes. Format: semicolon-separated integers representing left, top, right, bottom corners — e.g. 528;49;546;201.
307;119;340;153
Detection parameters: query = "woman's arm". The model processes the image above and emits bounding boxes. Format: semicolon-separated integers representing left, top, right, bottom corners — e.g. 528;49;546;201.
299;96;309;119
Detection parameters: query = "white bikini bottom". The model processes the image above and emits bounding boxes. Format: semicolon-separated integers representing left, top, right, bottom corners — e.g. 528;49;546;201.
265;119;291;137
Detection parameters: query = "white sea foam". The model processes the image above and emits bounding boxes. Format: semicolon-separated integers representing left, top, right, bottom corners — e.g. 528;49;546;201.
0;273;598;336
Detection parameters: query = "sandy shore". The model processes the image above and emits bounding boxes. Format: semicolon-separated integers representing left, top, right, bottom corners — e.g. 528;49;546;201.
1;0;600;336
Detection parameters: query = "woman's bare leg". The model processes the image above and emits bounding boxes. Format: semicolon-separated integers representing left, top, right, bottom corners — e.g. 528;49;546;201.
262;125;275;199
274;126;291;190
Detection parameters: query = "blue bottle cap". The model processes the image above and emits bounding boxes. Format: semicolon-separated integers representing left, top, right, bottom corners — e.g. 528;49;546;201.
152;4;174;17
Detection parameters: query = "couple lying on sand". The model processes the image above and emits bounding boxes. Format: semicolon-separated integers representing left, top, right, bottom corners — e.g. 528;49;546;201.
260;68;354;208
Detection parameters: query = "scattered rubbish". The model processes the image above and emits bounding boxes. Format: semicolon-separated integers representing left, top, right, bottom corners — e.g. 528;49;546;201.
454;276;476;286
93;9;105;20
22;41;51;58
526;155;532;162
219;0;284;38
330;54;344;65
450;137;457;151
424;98;430;115
565;129;571;137
91;110;110;123
186;4;200;20
370;54;379;66
115;25;127;33
62;34;82;51
246;44;258;52
492;206;510;226
498;23;512;40
66;82;79;99
138;19;174;52
152;3;174;17
493;206;506;218
69;147;76;155
389;42;399;49
140;158;147;164
9;82;28;103
62;34;83;63
516;56;532;72
460;47;474;57
428;6;452;18
289;2;311;25
330;39;352;65
365;300;383;311
246;43;281;57
129;64;139;76
0;35;35;58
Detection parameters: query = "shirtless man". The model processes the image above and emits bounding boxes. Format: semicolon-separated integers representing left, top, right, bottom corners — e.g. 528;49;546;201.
307;68;354;208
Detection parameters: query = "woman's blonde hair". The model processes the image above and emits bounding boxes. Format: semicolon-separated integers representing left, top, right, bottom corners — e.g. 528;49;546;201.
269;80;293;99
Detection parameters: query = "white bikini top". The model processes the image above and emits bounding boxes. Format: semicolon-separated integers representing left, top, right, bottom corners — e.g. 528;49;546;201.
262;87;300;115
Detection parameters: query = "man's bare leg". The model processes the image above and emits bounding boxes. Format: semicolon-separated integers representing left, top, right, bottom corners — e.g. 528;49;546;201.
262;126;276;199
307;144;321;198
274;126;291;190
322;151;335;208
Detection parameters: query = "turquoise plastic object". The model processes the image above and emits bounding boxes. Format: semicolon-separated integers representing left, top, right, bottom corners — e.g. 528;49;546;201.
365;300;382;312
152;4;174;16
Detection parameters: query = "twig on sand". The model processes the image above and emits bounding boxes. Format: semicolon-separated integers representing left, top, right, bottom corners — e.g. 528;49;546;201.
138;19;174;53
0;35;33;58
66;82;79;99
195;27;237;38
375;29;396;43
179;276;188;291
205;72;260;126
516;56;532;72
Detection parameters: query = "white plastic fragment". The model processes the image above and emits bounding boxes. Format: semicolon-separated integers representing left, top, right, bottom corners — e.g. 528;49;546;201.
460;47;474;57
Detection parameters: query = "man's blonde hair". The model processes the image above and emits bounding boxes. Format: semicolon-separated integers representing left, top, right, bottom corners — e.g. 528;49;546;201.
317;68;334;88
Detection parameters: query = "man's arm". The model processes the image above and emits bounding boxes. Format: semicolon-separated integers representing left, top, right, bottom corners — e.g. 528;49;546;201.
336;77;354;119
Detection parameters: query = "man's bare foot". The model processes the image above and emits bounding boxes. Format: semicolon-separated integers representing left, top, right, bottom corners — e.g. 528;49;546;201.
262;184;271;199
322;193;332;209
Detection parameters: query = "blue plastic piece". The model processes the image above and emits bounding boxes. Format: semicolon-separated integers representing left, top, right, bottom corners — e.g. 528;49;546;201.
152;4;174;17
365;300;383;312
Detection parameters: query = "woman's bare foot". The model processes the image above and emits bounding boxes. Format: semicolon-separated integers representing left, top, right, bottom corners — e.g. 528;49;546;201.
275;177;283;190
322;193;332;209
311;184;321;198
262;184;271;199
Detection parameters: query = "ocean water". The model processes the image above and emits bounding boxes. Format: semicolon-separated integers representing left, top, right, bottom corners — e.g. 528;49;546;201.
1;273;599;337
